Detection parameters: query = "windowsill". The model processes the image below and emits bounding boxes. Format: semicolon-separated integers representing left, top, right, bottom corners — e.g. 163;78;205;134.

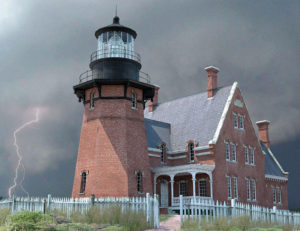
161;162;166;165
247;199;251;202
131;107;137;110
252;200;257;202
190;160;195;163
138;192;145;195
226;160;237;163
89;107;95;111
79;192;85;195
245;163;255;166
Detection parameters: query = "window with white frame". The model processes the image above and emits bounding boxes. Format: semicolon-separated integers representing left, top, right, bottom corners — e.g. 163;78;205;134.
179;181;187;196
225;142;230;161
188;143;195;162
199;179;207;197
277;187;282;204
249;147;255;165
251;179;256;201
244;146;249;164
136;171;143;193
233;177;238;199
90;92;95;109
231;143;237;162
232;176;238;199
272;187;276;204
233;113;238;129
239;115;244;129
246;178;251;201
160;144;166;164
131;92;137;109
227;177;232;199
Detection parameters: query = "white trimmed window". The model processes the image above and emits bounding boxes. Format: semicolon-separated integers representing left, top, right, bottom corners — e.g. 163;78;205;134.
239;115;244;129
90;92;95;109
233;177;238;199
160;144;166;164
227;177;232;199
179;181;187;196
233;113;238;129
231;143;237;162
251;179;256;201
188;143;195;162
225;142;230;161
199;179;207;197
277;187;282;204
131;92;137;109
244;146;249;164
249;147;255;165
246;178;251;201
272;187;277;204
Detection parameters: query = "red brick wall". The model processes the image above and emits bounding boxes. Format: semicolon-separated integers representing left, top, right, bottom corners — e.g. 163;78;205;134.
72;85;152;197
265;179;288;209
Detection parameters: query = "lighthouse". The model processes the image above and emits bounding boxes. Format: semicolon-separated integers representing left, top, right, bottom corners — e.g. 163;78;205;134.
72;16;155;197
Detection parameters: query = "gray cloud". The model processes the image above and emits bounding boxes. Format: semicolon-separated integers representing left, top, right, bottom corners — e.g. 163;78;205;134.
0;0;299;203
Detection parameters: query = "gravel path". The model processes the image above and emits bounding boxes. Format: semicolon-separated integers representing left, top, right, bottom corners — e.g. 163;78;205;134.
146;215;181;231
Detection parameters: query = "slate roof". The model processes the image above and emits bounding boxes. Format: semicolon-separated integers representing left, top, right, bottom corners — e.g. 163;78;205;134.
144;85;233;151
260;141;286;178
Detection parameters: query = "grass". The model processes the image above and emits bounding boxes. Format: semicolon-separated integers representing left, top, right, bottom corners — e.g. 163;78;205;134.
160;214;174;222
181;215;297;231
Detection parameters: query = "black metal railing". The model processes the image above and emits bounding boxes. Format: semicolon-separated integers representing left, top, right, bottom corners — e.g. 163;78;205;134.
78;70;151;84
90;49;141;63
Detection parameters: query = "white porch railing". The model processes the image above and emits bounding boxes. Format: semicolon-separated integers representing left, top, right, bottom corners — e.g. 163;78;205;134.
172;196;212;206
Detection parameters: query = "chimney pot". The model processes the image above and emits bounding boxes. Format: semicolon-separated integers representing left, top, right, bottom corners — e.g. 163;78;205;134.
256;120;271;147
205;66;220;98
148;85;160;112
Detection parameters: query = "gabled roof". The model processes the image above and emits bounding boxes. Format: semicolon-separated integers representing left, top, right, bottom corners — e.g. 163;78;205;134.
144;119;171;149
260;141;288;179
144;83;235;151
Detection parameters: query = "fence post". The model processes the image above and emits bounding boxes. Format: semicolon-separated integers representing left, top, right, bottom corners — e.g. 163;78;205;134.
91;194;95;206
47;194;52;212
231;198;236;218
153;194;160;228
180;195;183;227
146;193;150;223
11;195;15;214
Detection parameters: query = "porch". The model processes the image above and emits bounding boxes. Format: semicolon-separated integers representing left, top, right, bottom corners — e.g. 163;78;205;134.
152;164;215;209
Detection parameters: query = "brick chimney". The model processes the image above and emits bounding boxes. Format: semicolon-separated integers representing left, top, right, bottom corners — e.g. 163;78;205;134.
205;66;220;98
256;120;271;147
148;85;160;112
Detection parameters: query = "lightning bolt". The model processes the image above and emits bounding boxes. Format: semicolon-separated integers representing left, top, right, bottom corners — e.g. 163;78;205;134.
8;109;40;198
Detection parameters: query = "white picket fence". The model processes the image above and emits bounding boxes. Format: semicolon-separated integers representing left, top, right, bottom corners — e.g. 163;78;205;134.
0;193;160;228
179;195;300;227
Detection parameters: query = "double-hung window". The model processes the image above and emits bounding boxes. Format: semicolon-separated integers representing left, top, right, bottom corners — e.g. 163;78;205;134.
227;177;232;199
277;187;282;204
231;143;237;162
233;177;238;199
272;187;277;204
239;115;244;129
249;147;255;165
246;178;251;201
233;113;238;129
251;179;256;201
199;179;207;197
179;181;187;196
225;142;230;161
244;146;249;164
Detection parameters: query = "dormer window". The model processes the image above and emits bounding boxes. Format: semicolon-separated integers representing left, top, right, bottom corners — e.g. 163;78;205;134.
160;143;166;164
188;143;195;162
131;92;137;109
90;92;95;109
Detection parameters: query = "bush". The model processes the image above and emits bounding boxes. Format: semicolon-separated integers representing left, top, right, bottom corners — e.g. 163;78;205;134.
7;211;53;231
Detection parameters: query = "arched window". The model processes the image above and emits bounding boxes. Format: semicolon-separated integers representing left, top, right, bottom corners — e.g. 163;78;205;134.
131;92;137;109
188;143;195;162
80;172;87;194
90;92;95;109
160;143;166;164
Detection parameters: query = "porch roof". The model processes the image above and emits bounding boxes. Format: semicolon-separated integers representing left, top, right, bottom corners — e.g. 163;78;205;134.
151;163;215;177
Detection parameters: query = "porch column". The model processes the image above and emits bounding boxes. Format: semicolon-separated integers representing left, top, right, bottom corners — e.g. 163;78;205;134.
170;175;174;206
209;172;213;199
154;175;157;195
192;172;196;201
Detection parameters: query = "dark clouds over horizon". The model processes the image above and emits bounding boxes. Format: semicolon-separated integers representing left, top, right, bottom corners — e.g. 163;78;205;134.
0;0;299;208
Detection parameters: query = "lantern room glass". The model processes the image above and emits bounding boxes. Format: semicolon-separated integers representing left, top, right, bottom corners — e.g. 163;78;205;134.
97;31;135;60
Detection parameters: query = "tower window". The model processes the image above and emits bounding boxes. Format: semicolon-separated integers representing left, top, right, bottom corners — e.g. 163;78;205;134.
160;143;166;164
80;172;87;194
188;143;195;162
136;172;143;193
90;92;95;109
131;92;137;109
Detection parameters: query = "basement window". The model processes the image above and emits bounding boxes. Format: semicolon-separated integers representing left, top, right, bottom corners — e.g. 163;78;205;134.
80;172;87;194
131;92;137;109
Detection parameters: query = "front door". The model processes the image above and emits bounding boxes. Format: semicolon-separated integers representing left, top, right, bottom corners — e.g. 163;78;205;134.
160;180;168;207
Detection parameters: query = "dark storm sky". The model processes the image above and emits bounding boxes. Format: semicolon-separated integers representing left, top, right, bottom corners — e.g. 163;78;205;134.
0;0;299;208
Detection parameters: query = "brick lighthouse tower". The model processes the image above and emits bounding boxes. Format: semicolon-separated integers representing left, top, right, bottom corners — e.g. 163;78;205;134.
72;16;155;197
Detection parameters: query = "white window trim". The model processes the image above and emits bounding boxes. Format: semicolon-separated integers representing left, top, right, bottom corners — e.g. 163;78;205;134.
198;179;207;197
232;176;238;200
225;141;230;161
244;145;249;164
249;146;255;165
233;112;239;129
272;186;277;204
251;179;257;202
246;178;251;201
277;186;282;204
238;114;245;130
227;176;232;199
231;143;237;162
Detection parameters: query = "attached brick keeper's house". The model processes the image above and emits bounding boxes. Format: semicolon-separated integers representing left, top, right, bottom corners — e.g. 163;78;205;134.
72;16;289;211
